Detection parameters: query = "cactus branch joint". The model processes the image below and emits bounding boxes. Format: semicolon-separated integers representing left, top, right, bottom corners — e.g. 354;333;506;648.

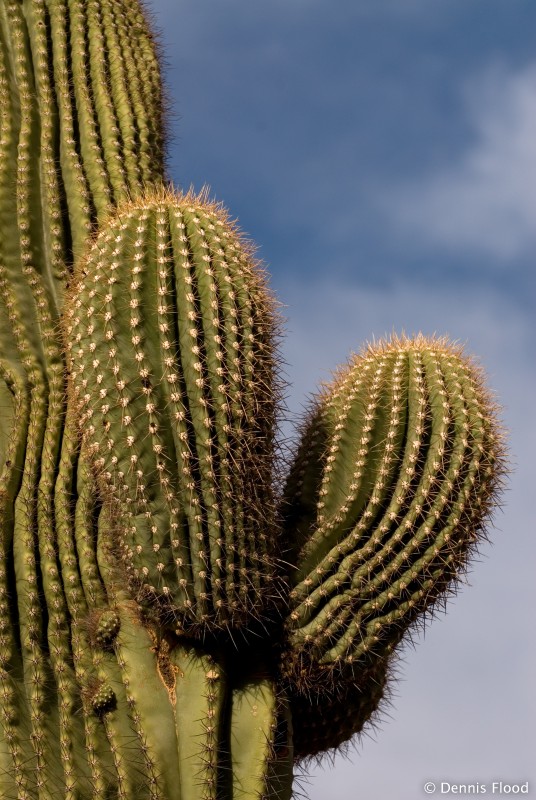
0;1;506;798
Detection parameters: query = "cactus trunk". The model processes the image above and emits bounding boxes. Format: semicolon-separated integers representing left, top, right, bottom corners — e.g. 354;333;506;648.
0;1;506;798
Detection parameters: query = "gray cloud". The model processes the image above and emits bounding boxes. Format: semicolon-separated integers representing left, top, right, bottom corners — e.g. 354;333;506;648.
378;63;536;261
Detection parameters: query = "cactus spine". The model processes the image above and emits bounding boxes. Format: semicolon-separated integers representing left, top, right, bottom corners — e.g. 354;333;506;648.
0;1;505;798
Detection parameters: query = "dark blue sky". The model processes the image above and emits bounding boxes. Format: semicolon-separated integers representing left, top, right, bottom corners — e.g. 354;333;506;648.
155;0;536;305
151;2;535;797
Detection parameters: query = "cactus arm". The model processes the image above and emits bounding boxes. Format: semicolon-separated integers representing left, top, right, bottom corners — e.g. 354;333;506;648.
280;336;504;756
229;677;293;800
170;644;226;800
289;658;389;760
112;610;182;800
65;191;281;634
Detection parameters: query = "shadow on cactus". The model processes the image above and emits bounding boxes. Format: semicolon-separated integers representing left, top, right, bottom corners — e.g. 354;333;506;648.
0;1;506;798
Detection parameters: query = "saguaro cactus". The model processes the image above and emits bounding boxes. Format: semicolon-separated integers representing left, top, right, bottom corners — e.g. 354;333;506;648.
0;2;505;799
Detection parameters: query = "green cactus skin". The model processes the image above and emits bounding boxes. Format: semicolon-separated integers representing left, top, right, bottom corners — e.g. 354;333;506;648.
64;189;281;635
229;676;293;800
280;336;504;757
284;337;500;654
0;2;167;795
0;0;506;797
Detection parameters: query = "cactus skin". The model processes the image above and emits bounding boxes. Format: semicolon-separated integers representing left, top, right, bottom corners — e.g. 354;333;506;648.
64;190;281;636
280;336;504;757
0;1;167;795
0;1;505;798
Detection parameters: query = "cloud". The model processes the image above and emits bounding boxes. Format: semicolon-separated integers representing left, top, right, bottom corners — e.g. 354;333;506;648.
379;63;536;261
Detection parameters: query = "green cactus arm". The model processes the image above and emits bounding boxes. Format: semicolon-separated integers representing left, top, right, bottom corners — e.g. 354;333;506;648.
279;335;505;757
289;657;389;761
229;677;293;800
170;644;226;800
63;190;282;636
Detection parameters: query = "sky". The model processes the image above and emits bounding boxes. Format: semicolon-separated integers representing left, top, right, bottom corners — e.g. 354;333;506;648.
149;2;535;798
